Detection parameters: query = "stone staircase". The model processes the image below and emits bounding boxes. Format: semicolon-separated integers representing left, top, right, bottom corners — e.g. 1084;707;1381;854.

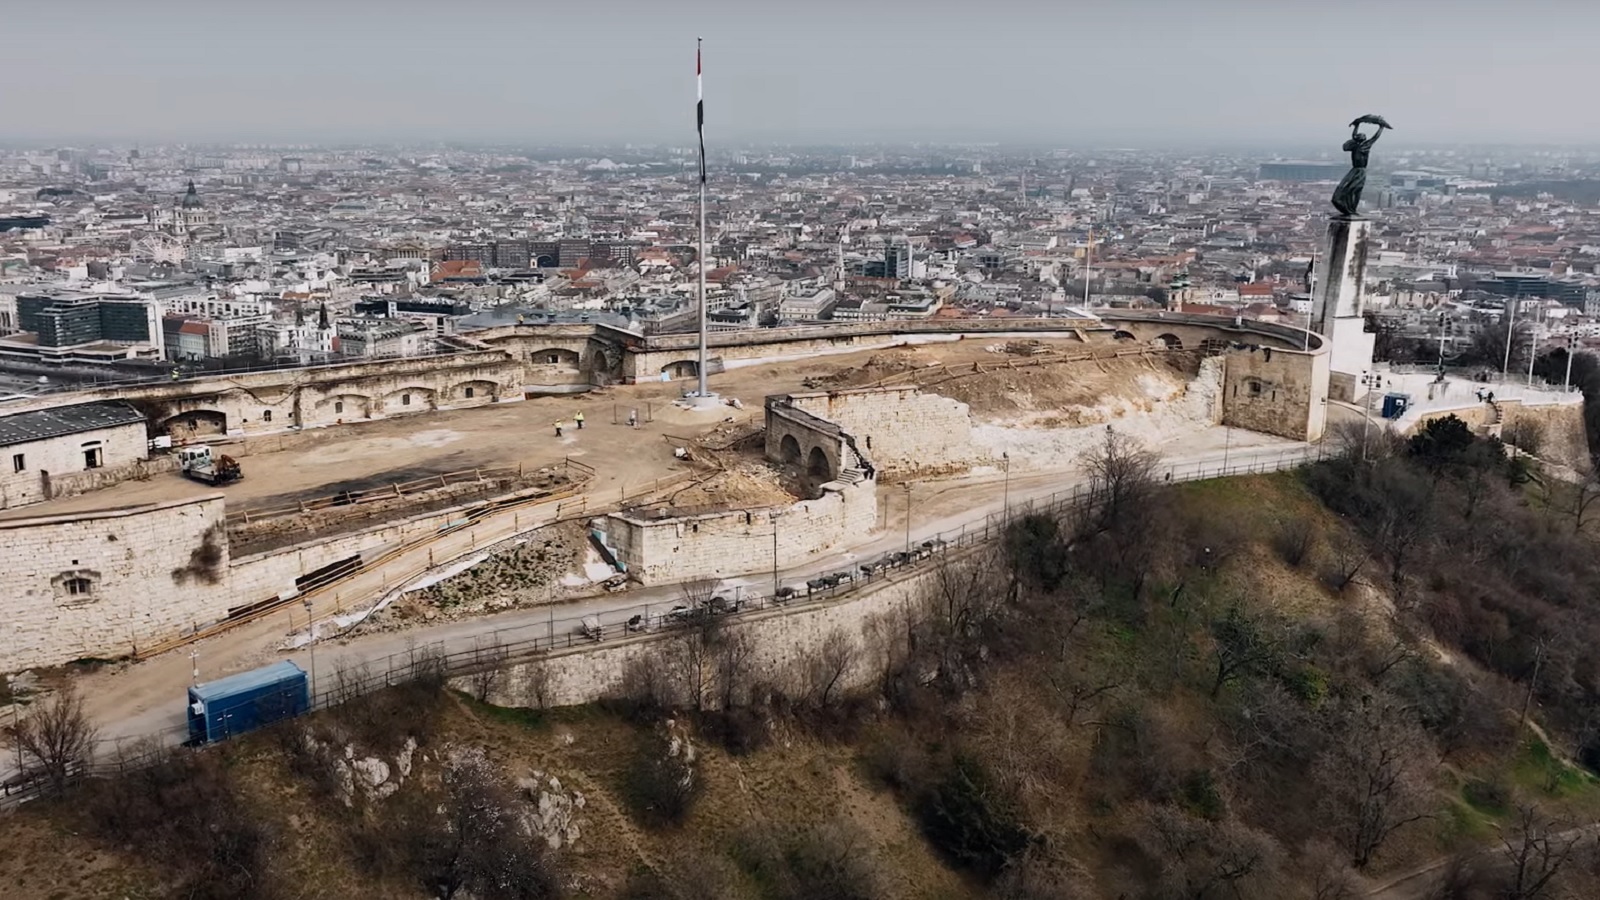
1485;398;1504;438
833;467;868;486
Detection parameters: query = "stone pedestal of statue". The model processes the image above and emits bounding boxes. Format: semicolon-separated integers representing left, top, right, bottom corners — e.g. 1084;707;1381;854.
1312;215;1377;403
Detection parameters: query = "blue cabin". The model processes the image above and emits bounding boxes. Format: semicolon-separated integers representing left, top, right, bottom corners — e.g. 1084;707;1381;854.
186;660;309;744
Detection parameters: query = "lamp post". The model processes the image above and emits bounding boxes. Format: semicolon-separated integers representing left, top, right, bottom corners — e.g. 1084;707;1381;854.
768;511;782;597
1360;370;1380;462
303;598;317;708
1565;341;1576;392
1001;452;1011;518
903;483;913;554
1501;299;1516;381
1527;328;1539;387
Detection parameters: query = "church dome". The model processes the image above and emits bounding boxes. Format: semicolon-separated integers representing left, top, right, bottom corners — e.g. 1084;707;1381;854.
180;180;203;209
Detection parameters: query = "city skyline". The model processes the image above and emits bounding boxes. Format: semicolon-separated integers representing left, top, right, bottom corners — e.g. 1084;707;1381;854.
4;0;1597;147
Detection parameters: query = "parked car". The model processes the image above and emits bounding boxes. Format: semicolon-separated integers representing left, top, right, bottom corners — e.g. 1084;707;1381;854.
602;574;629;593
706;595;745;615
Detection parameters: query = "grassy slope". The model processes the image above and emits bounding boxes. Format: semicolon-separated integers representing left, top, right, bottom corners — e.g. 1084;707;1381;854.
4;473;1600;898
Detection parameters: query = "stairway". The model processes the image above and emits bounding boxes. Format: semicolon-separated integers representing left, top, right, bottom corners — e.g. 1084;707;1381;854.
834;467;868;486
1485;399;1504;437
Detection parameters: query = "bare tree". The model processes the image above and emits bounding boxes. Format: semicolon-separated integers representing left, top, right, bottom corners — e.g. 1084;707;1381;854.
617;648;676;716
1209;603;1284;698
666;614;724;713
15;688;97;794
1273;515;1317;567
428;748;560;900
921;553;1008;691
804;628;859;710
1080;428;1160;538
1315;698;1436;869
1499;804;1583;900
1324;529;1371;592
678;576;720;609
1569;469;1600;535
1135;803;1283;900
466;638;509;704
520;656;553;711
714;630;758;711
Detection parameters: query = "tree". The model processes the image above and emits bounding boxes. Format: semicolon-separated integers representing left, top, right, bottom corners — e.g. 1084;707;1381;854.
14;688;97;794
1209;604;1283;699
1315;698;1436;869
1500;804;1582;900
1081;429;1160;538
427;748;559;900
1407;415;1477;470
804;628;858;711
1135;803;1283;900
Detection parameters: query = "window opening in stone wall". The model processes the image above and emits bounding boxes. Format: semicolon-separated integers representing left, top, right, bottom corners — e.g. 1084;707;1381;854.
11;453;22;473
334;401;344;414
83;446;103;469
465;387;475;398
263;410;273;422
1248;381;1263;397
402;394;411;406
548;354;559;364
64;577;91;596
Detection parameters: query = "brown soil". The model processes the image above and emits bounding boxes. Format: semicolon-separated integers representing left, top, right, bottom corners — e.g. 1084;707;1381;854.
373;520;592;627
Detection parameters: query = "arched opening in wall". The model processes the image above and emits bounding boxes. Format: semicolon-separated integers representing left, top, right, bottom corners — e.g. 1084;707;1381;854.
382;387;436;413
531;348;581;369
661;359;699;381
1246;378;1264;397
1113;330;1137;342
779;434;802;464
320;394;370;420
534;254;557;268
451;379;498;402
807;446;833;481
1154;333;1184;351
161;409;227;438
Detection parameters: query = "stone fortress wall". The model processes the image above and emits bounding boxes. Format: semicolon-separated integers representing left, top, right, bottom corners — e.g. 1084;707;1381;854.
785;386;977;480
0;495;232;672
475;560;934;708
595;475;877;587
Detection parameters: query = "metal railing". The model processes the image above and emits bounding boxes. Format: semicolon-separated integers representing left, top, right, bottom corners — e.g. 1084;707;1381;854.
227;465;551;526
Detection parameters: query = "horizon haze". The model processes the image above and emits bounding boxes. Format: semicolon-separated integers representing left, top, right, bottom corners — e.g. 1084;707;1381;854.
2;0;1596;149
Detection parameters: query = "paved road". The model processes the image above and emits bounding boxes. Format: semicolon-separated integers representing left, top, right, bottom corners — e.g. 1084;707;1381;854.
58;434;1317;757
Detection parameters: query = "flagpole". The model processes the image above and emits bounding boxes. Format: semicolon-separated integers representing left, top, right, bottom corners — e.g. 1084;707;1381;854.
696;37;709;401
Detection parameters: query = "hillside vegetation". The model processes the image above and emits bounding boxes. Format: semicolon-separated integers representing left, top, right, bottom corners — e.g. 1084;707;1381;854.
7;420;1600;899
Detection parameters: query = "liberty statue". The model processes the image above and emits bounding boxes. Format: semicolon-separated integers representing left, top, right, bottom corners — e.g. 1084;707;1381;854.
1331;114;1393;217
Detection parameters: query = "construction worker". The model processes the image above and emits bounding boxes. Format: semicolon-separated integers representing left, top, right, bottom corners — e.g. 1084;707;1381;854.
627;408;638;429
554;420;564;437
575;411;585;430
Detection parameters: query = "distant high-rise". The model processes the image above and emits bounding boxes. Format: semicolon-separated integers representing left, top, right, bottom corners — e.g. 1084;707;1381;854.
885;242;911;280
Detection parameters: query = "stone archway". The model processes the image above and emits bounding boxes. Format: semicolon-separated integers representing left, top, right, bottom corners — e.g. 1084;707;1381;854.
779;434;802;464
1112;329;1137;342
1155;333;1184;350
807;446;832;480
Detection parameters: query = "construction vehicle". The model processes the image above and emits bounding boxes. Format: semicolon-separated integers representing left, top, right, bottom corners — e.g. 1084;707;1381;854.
178;444;242;486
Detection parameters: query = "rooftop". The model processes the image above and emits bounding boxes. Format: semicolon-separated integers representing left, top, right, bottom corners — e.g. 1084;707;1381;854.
0;400;146;449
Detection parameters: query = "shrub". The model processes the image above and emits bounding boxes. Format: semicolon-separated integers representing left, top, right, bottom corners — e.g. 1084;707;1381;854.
623;724;701;827
916;754;1033;880
736;819;888;900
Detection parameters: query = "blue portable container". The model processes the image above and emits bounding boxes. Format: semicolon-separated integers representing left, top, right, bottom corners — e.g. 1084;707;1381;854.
186;660;309;744
1381;392;1411;419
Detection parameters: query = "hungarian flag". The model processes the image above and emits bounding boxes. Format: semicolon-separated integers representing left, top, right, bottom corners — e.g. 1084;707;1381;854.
697;39;706;184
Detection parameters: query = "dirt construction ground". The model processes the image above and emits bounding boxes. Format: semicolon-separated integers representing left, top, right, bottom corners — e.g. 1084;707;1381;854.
0;334;1203;522
1;337;1176;521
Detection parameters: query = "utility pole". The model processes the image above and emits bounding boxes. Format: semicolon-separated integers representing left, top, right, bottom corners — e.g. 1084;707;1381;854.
1565;340;1576;392
903;483;913;554
1360;370;1378;462
303;598;317;707
769;512;781;596
1001;452;1011;517
1501;298;1517;381
1527;327;1539;387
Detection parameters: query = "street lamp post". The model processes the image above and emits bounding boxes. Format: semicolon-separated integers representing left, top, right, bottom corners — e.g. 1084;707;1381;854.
1001;452;1011;518
903;483;913;554
769;512;782;597
1565;342;1576;392
303;598;317;708
1360;370;1380;462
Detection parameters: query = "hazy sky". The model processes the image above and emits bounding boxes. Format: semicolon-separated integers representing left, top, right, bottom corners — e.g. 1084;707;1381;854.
3;0;1594;148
